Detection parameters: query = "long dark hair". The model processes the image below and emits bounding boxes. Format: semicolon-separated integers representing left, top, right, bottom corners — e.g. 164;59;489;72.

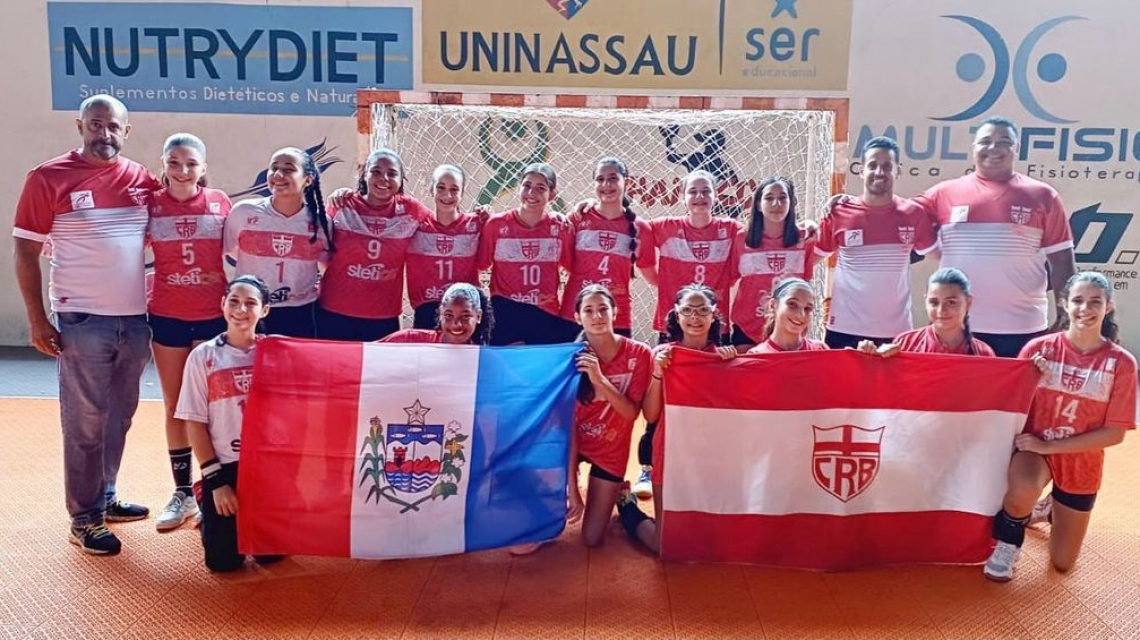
357;148;407;197
595;157;640;278
438;283;495;345
1061;271;1120;343
762;277;814;340
745;175;798;249
279;146;335;252
574;284;617;404
928;267;977;355
664;283;723;345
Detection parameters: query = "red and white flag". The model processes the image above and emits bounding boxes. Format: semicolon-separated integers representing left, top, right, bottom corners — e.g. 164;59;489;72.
661;349;1041;570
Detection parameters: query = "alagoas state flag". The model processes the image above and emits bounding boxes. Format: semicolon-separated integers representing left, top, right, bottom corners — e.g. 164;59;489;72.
237;338;579;559
661;348;1041;570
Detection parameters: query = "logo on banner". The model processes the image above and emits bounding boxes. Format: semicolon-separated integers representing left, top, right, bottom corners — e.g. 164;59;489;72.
897;226;915;244
271;234;293;257
811;424;885;503
934;15;1084;124
598;231;618;252
359;399;467;513
175;217;197;239
545;0;588;20
436;235;455;255
1010;206;1032;225
767;253;787;273
521;240;542;260
692;242;711;262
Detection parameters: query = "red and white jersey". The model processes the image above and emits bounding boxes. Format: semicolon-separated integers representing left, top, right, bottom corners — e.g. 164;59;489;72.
224;197;330;308
914;173;1074;334
816;196;937;338
731;230;817;343
477;210;574;316
560;207;654;330
147;188;231;320
747;337;829;354
575;336;652;477
1019;333;1137;493
894;326;996;357
378;329;445;344
13;151;159;315
174;336;260;465
647;216;741;332
406;212;482;309
318;193;430;319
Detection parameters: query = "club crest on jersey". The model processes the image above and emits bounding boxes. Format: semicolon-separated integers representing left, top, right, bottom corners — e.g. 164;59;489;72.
767;253;787;273
521;240;542;260
811;424;884;503
1061;368;1088;392
231;369;253;394
366;220;386;236
599;231;618;251
271;234;293;257
1010;205;1032;225
359;399;467;513
691;242;711;262
897;226;915;245
175;217;197;239
436;235;455;255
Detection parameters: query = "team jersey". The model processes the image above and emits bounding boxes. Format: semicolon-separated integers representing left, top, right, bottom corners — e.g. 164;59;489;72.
747;337;829;354
147;187;231;320
1018;333;1137;493
318;193;430;319
575;336;652;477
894;325;996;356
174;335;260;465
731;230;817;343
406;212;482;310
560;207;654;330
913;173;1074;334
378;329;445;344
651;341;720;484
224;197;330;308
816;196;937;338
477;210;574;316
647;216;741;332
13;150;159;315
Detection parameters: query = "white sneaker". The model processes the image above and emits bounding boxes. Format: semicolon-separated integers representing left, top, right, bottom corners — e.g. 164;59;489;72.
631;466;653;500
155;491;200;532
1028;496;1053;529
983;541;1021;582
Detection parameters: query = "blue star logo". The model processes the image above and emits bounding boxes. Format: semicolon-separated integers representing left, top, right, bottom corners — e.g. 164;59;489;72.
772;0;799;19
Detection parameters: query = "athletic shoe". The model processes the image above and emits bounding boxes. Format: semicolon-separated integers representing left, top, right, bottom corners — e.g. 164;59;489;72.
631;466;653;500
1028;496;1053;529
105;499;150;522
155;491;199;532
983;541;1021;582
69;524;122;555
617;481;638;508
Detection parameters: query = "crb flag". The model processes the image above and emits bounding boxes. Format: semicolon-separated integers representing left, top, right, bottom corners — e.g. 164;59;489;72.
661;349;1040;570
238;338;579;559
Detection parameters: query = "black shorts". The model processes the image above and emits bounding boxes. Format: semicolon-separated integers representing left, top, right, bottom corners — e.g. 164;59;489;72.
824;329;892;350
315;305;399;342
262;302;316;338
579;456;623;483
974;331;1048;359
731;325;760;347
148;314;227;348
413;302;441;330
489;296;579;345
1052;486;1097;512
614;327;632;338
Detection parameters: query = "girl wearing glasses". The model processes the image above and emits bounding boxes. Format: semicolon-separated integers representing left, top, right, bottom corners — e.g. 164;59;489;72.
619;283;737;544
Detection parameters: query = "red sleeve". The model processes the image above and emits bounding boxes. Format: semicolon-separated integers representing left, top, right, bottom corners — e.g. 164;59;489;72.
407;196;434;223
913;211;939;255
634;218;655;269
477;217;498;271
626;344;652;404
1105;353;1138;429
1041;191;1074;253
13;170;55;238
802;237;821;275
559;218;575;271
815;213;836;255
911;187;940;226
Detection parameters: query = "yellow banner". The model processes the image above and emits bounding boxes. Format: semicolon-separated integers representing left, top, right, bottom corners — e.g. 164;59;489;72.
422;0;852;92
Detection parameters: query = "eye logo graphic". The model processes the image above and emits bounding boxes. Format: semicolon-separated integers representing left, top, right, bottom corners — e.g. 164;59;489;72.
935;15;1085;124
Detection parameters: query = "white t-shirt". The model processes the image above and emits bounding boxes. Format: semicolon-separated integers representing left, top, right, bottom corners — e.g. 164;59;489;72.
174;335;258;464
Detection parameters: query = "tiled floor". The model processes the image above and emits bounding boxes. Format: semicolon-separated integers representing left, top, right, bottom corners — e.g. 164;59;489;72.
2;397;1139;639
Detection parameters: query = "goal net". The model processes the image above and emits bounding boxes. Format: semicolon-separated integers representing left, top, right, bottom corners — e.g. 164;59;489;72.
369;101;836;343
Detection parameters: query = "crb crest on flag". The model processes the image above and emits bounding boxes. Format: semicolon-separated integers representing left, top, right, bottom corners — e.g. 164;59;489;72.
811;424;884;503
238;339;579;559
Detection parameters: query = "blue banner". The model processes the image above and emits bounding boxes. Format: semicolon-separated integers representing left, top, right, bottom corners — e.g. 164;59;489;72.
47;2;414;116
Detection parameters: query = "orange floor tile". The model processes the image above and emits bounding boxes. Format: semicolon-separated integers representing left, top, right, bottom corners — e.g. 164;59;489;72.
2;397;1140;640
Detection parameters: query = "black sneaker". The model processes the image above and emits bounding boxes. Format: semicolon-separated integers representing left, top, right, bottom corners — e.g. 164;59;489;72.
105;499;150;522
69;524;122;555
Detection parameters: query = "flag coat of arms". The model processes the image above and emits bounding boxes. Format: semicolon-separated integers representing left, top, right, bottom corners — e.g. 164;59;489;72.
660;349;1040;570
238;338;579;559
